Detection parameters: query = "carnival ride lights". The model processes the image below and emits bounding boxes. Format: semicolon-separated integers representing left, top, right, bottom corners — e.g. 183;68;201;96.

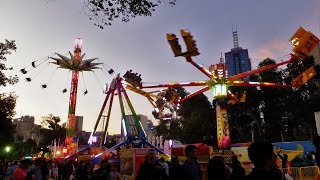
88;72;165;162
138;27;319;149
120;70;182;120
50;38;102;146
125;84;178;120
20;38;102;156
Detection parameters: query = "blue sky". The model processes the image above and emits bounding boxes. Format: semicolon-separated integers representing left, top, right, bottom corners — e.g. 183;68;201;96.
0;0;319;134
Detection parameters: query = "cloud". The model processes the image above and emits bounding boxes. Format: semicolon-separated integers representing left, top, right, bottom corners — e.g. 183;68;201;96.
250;38;291;67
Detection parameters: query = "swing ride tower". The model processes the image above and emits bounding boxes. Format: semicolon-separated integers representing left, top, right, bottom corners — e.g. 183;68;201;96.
50;38;101;153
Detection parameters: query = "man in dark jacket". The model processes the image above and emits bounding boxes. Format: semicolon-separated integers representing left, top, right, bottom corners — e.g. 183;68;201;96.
136;149;167;180
94;159;111;180
180;145;201;180
247;141;283;180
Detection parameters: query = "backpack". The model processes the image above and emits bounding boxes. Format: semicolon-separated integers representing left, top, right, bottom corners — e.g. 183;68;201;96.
25;168;36;180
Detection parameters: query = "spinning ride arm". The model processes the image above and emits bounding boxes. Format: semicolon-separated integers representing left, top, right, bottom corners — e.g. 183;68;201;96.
228;55;300;81
185;56;213;78
141;81;207;89
101;91;115;148
180;86;210;103
125;84;160;108
89;87;116;147
230;81;294;88
167;30;213;78
117;79;146;139
126;84;179;119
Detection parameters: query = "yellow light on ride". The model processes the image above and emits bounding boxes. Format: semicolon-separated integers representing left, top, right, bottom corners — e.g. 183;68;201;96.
292;66;317;87
212;84;227;98
289;27;319;57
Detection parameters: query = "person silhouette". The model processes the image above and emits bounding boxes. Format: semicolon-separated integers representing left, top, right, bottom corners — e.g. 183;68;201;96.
247;141;284;180
277;153;288;168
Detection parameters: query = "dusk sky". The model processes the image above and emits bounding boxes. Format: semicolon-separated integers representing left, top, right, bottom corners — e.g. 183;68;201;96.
1;0;320;134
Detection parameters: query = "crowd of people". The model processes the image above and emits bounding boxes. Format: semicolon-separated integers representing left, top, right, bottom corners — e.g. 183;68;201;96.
136;145;245;180
136;142;294;180
0;158;120;180
0;141;306;180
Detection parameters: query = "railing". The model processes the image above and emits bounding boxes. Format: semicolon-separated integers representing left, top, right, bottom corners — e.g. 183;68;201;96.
282;166;319;180
201;165;319;180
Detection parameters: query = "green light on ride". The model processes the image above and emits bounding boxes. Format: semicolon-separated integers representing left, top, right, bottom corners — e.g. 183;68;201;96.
212;84;228;98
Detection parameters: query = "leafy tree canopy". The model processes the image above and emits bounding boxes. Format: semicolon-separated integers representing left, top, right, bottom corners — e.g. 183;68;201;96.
0;39;18;149
39;114;66;146
82;0;176;29
156;88;215;145
228;56;320;143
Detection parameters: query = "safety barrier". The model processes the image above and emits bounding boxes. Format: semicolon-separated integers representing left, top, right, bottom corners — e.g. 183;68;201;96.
300;166;319;180
282;167;302;180
282;166;319;180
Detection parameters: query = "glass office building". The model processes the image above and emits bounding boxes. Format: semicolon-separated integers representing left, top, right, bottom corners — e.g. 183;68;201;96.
225;47;251;77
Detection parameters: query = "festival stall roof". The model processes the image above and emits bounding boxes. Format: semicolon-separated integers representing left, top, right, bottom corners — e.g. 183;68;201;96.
272;141;315;153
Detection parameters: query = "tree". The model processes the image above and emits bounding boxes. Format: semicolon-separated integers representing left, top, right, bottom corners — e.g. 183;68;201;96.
82;0;176;29
155;118;183;140
251;58;288;142
10;138;38;159
155;88;215;145
232;56;320;143
0;39;18;150
39;114;66;146
229;58;290;143
175;93;214;145
283;55;319;140
227;88;261;143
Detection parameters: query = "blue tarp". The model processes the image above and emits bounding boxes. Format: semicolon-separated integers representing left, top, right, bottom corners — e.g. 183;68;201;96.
272;141;315;153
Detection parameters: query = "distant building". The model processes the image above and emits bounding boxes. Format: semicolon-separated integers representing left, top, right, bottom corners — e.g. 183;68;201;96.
13;115;35;142
75;116;83;132
138;114;155;137
225;30;251;77
310;44;320;65
121;114;155;138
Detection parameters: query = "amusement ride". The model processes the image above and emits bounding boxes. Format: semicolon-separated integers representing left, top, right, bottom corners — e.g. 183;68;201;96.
135;27;320;150
88;70;170;154
20;38;103;156
18;27;320;165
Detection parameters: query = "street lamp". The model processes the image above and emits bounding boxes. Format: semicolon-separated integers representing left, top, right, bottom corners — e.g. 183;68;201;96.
5;146;11;153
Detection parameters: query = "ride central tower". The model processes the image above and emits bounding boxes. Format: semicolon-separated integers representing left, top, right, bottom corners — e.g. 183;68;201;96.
68;39;81;138
50;38;101;154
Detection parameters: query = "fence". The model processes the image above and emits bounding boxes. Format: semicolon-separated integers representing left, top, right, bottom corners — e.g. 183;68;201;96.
282;166;319;180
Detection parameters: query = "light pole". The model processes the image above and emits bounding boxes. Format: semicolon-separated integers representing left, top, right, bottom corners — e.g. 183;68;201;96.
4;146;11;160
5;146;10;153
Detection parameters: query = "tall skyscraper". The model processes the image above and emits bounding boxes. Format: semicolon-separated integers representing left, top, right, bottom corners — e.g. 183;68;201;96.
225;30;251;77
